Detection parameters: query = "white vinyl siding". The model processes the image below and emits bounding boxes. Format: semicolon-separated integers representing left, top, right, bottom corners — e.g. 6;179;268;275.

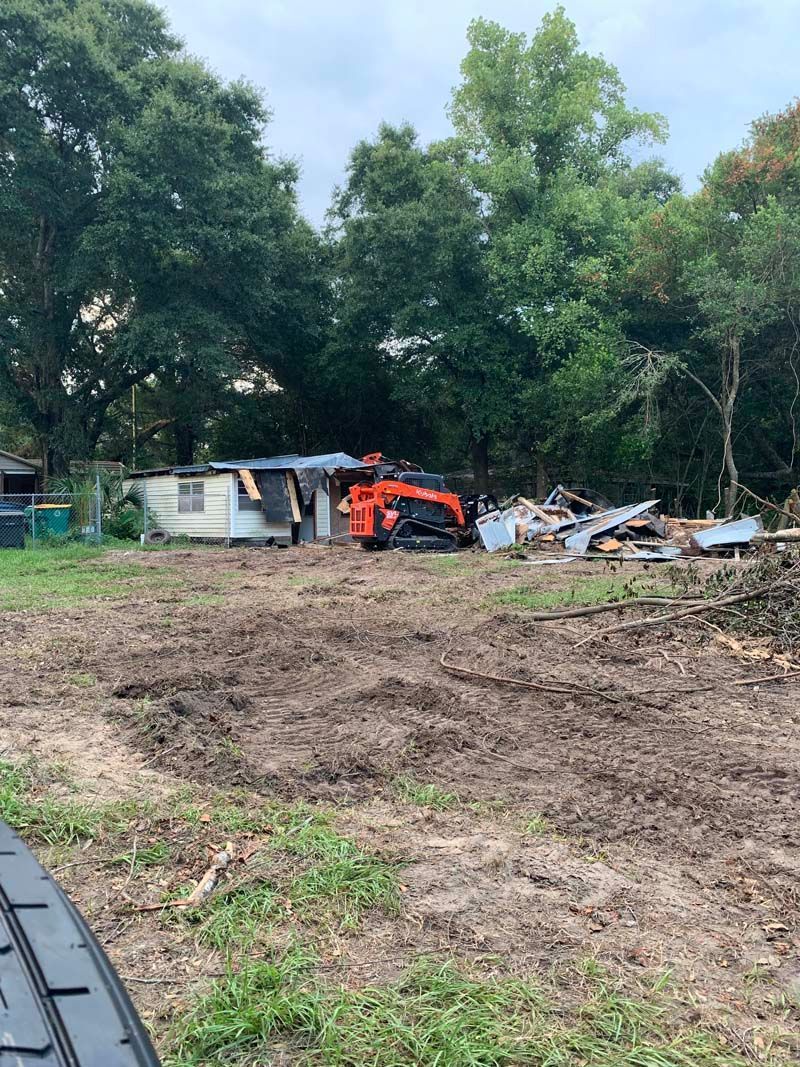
126;473;231;539
126;470;335;543
232;475;291;541
314;488;330;539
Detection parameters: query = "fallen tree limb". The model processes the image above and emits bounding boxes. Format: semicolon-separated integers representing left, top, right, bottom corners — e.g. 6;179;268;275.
573;582;784;648
732;668;800;686
752;528;800;544
737;484;800;526
530;596;704;622
136;841;234;912
439;652;619;703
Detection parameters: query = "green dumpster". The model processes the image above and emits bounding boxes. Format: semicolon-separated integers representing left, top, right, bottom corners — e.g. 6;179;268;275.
26;503;72;537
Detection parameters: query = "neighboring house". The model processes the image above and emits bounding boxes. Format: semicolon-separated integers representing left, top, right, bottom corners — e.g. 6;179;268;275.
125;453;369;544
0;451;40;495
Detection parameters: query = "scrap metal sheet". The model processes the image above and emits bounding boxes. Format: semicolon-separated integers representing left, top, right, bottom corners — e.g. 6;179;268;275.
564;499;661;555
476;510;513;551
690;515;763;550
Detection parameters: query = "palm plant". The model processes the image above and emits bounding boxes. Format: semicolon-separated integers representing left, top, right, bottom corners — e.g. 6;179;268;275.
49;471;143;537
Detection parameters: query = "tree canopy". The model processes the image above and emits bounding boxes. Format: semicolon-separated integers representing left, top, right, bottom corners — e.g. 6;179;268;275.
2;1;799;516
0;0;314;475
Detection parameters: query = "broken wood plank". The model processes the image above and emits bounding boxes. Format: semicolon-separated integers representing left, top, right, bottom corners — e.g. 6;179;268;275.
752;528;800;543
238;468;261;502
285;472;303;523
597;538;623;552
558;488;602;511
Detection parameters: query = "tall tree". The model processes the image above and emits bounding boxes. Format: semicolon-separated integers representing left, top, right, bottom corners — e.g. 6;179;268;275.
449;9;670;482
0;0;305;475
329;123;528;489
629;102;800;514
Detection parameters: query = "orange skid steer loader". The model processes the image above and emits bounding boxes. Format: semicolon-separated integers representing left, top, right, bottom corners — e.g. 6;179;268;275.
349;467;497;551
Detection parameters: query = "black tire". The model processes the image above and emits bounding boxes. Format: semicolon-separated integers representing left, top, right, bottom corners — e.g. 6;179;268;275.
0;821;161;1066
143;529;171;546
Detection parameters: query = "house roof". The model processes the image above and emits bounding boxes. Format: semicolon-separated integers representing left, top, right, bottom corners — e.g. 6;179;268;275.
0;449;39;470
129;452;368;479
204;453;367;473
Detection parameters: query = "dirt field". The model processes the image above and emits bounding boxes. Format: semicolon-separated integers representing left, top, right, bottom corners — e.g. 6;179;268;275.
2;544;799;1063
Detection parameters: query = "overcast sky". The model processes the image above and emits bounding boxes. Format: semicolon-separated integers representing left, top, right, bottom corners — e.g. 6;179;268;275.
159;0;800;225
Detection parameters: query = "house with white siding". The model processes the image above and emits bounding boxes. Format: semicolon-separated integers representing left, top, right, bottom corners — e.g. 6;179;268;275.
125;453;368;545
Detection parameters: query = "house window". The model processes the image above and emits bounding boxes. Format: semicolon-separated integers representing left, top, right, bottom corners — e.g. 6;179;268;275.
237;478;261;511
178;481;205;513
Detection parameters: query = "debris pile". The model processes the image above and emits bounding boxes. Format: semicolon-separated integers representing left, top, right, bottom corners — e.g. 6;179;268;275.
477;484;769;561
703;555;800;654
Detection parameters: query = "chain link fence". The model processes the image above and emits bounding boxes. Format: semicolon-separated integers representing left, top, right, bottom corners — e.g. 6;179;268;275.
0;490;103;549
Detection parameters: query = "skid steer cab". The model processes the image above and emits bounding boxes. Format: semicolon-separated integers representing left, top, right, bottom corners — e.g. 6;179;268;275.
349;470;497;552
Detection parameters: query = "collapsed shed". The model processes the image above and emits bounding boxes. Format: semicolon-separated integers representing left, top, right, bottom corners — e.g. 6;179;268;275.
125;453;369;544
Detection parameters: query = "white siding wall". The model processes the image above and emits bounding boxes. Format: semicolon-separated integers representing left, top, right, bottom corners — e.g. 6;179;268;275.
127;470;335;543
314;488;330;539
231;476;291;541
127;473;231;540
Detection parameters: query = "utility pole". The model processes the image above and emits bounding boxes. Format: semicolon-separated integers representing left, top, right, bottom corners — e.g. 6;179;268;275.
131;384;137;469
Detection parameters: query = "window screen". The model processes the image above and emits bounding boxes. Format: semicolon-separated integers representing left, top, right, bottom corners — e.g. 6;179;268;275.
237;478;261;511
178;481;205;513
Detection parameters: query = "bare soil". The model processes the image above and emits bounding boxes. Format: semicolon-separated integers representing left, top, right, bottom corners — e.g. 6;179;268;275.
1;544;799;1059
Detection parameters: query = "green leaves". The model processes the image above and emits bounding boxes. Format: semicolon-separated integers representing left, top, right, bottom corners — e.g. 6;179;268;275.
0;0;310;471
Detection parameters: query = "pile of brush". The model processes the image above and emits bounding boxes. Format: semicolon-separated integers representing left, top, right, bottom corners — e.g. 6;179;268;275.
704;553;800;653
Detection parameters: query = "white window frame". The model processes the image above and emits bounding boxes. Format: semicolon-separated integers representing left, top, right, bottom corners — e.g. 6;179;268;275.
236;477;261;512
178;480;205;513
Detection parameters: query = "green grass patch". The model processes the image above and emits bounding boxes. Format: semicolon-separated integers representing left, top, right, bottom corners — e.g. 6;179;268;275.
176;798;400;932
187;593;225;607
419;554;472;576
197;879;281;950
289;852;399;930
0;759;137;845
68;672;97;688
492;576;676;613
0;545;180;611
111;840;171;872
522;814;551;835
270;809;401;929
393;775;459;811
167;953;753;1067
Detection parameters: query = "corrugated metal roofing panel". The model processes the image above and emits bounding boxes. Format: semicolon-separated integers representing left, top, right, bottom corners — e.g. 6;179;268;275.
172;464;213;475
132;453;370;479
476;510;513;551
690;515;763;550
564;499;661;554
209;452;367;472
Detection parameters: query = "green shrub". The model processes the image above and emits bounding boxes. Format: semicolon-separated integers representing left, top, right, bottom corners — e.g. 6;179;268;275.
104;506;143;540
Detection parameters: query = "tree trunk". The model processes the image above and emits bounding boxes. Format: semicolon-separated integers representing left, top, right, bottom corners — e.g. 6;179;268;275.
174;422;196;466
722;332;741;517
535;453;548;498
28;214;73;482
682;332;742;518
722;428;739;517
469;434;490;493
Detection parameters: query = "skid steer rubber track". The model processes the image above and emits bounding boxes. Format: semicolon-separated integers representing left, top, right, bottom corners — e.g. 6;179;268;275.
0;821;160;1066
